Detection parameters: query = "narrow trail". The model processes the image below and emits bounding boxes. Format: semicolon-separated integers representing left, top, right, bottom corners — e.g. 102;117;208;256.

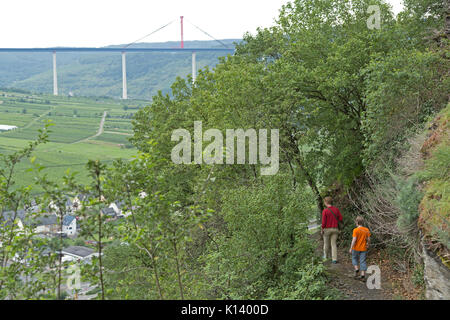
103;131;132;136
22;106;56;129
309;224;395;300
38;111;108;154
72;111;107;144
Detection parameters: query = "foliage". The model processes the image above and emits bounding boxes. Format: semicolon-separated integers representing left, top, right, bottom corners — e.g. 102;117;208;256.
396;176;423;232
1;0;448;300
200;175;327;299
101;153;210;299
0;121;59;299
412;263;425;288
361;49;448;166
267;262;336;300
417;104;450;255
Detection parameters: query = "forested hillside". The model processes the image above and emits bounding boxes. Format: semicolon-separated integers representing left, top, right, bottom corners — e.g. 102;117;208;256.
0;0;448;300
0;40;239;100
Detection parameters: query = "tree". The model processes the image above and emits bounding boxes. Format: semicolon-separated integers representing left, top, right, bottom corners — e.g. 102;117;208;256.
76;160;110;300
0;122;58;299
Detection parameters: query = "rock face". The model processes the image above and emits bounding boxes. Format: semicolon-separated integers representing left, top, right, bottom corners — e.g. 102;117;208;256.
423;244;450;300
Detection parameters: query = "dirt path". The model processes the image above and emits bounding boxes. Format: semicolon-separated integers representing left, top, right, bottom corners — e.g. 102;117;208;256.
17;106;56;130
72;111;107;144
103;131;132;136
310;229;395;300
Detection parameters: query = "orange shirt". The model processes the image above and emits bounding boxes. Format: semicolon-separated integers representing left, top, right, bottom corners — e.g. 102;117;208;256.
352;226;371;252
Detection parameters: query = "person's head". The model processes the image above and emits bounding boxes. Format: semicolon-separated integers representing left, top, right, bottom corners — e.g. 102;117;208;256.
355;216;364;226
324;196;332;206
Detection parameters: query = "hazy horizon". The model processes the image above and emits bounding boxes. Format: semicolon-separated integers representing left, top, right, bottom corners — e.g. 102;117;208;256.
1;0;404;48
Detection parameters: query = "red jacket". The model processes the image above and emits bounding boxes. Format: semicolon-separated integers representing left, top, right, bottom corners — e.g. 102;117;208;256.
321;206;343;229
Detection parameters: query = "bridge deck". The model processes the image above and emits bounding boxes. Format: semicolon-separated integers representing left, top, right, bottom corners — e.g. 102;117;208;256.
0;47;234;53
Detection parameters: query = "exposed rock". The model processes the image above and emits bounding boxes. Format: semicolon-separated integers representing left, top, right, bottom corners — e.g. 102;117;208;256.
422;243;450;300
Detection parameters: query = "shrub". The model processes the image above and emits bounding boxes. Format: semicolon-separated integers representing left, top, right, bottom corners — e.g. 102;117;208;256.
201;174;331;299
396;176;423;232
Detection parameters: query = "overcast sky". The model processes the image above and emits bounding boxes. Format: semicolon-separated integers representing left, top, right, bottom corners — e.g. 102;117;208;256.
1;0;404;48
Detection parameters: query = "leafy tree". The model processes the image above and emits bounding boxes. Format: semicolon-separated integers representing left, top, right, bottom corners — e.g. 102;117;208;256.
0;122;58;299
76;160;111;300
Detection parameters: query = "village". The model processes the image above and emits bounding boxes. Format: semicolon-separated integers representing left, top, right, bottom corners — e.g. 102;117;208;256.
0;194;133;298
0;195;131;258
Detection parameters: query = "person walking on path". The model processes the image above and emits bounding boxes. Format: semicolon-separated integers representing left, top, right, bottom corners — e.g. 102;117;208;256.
321;196;343;264
349;216;371;281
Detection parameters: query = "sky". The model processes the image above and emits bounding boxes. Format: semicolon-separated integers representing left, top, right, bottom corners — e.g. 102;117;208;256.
1;0;405;48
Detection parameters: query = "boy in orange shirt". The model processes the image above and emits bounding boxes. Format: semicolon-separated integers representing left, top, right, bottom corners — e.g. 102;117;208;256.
349;216;371;280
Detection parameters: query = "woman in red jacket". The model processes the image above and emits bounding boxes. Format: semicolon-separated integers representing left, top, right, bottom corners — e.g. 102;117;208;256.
321;196;343;264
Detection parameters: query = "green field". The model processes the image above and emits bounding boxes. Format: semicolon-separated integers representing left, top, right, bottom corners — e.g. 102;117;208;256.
0;90;143;192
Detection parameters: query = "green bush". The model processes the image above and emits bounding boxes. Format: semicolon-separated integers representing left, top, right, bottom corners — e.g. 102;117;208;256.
201;174;332;299
267;262;337;300
418;145;450;181
396;176;423;232
74;238;86;246
412;263;425;288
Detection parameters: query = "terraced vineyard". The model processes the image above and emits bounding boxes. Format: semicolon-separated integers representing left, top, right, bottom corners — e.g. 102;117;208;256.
0;89;144;192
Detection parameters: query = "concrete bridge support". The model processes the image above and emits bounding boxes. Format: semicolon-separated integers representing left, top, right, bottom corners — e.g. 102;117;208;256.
122;51;127;99
53;51;58;95
192;51;196;83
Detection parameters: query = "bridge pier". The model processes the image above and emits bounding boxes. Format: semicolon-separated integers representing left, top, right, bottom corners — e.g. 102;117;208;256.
52;51;58;95
192;51;196;84
122;51;127;99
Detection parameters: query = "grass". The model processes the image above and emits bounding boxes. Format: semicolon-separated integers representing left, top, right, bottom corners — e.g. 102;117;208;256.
93;132;132;145
417;103;450;266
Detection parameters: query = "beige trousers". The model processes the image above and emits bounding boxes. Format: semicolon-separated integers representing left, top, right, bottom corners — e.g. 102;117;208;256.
323;228;339;261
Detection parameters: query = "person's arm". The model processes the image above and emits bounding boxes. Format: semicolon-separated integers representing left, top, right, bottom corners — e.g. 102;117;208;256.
349;236;356;253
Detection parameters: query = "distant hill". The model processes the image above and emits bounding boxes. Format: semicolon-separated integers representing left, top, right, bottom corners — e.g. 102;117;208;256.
0;39;240;100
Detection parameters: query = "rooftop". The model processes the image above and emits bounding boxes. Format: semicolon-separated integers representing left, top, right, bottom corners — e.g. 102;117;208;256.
101;207;116;217
63;215;76;226
61;246;95;258
0;125;18;131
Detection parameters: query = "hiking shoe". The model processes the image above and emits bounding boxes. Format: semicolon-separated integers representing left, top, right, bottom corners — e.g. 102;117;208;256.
359;275;366;282
332;260;338;264
354;270;360;278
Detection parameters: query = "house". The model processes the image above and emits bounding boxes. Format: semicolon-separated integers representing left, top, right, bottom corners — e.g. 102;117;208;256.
101;207;117;219
71;196;83;212
33;214;58;234
0;210;26;230
65;198;73;213
109;201;124;216
48;195;80;215
24;198;40;213
62;215;77;236
71;193;91;213
61;246;96;263
1;210;59;236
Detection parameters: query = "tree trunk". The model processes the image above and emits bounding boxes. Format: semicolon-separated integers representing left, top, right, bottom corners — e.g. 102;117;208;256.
287;133;324;217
